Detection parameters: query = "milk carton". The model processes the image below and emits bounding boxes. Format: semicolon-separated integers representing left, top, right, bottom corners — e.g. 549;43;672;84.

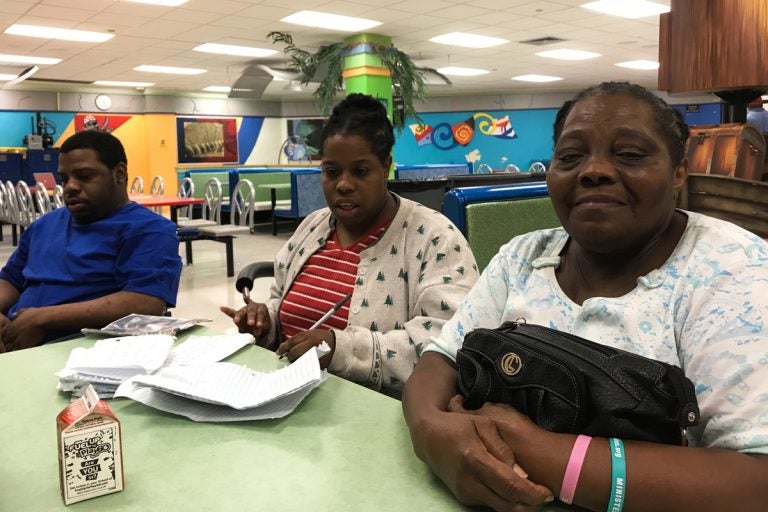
57;385;124;505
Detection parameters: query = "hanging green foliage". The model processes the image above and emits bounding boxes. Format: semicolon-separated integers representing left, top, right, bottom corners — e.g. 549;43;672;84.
267;31;450;131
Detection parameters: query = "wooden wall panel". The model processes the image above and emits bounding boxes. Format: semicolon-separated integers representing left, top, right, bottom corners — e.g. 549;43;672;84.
659;0;768;93
658;13;669;90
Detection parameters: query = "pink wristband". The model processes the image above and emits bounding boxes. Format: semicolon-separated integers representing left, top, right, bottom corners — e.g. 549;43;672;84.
559;434;592;505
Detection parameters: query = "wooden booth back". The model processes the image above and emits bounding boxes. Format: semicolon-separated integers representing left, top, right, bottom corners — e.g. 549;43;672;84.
685;123;767;181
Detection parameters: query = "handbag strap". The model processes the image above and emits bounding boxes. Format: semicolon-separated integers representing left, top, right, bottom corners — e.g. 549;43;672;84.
456;349;493;410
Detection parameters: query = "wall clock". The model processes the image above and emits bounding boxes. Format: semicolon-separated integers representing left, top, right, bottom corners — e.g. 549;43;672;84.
95;94;112;111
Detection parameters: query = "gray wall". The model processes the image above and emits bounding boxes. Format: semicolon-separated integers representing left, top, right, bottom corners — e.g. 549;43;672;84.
0;87;721;117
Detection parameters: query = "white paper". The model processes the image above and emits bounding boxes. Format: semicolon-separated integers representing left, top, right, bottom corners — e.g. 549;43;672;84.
62;334;175;379
114;348;326;420
164;333;254;366
115;376;323;421
120;348;322;410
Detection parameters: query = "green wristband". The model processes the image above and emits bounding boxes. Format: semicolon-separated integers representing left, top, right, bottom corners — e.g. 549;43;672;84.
607;438;626;512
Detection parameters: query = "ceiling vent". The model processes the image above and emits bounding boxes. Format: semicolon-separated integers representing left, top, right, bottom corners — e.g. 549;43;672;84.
519;36;566;46
28;77;93;85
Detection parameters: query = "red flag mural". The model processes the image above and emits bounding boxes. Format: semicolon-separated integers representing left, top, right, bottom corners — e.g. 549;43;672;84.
74;114;132;133
451;117;475;146
409;112;517;150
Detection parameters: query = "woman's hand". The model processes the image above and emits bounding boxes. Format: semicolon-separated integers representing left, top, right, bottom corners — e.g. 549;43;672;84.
220;302;271;341
276;329;335;368
411;395;554;511
448;397;541;447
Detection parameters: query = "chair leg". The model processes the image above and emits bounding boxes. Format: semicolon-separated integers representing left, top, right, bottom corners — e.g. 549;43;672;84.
185;240;193;265
225;237;234;277
0;223;4;242
12;225;18;246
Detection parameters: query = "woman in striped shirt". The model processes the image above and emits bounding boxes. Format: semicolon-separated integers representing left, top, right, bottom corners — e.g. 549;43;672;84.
222;94;478;395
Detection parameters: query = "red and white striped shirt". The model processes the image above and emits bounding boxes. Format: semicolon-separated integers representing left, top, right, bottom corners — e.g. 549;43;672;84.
279;221;391;341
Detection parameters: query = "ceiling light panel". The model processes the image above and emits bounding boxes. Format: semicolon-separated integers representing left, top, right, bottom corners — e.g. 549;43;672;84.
94;80;155;87
429;32;509;49
203;85;231;92
124;0;189;6
280;11;381;32
193;43;277;58
581;0;669;19
0;54;62;65
436;66;490;77
4;24;114;43
615;60;659;70
535;49;601;60
512;74;563;82
0;74;17;81
135;65;206;75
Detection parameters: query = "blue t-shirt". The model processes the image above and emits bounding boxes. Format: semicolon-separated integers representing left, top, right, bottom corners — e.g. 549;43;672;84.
0;202;182;336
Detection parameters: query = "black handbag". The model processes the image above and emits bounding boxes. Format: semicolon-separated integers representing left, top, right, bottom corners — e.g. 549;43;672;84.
456;321;700;445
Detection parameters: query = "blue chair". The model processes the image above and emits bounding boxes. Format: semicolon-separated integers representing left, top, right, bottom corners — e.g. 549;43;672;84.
443;182;559;271
272;169;325;235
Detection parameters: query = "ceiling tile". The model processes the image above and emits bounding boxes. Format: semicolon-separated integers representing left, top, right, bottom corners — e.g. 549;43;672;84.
0;0;674;100
0;1;36;15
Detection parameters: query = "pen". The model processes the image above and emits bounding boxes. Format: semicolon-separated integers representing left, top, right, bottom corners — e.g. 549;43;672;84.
308;292;352;331
279;292;352;359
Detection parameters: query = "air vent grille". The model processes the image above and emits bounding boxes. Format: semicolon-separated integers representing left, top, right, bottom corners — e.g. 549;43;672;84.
519;36;566;46
28;77;93;84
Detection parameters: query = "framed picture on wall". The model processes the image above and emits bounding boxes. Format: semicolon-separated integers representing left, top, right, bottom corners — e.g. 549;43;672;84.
177;117;238;164
286;118;326;162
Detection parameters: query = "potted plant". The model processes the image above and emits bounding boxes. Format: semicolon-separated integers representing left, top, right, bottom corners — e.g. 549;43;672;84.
267;31;450;130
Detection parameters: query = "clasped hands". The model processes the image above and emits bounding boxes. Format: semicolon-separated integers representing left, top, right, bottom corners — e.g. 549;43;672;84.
220;302;335;368
415;396;555;512
0;308;47;352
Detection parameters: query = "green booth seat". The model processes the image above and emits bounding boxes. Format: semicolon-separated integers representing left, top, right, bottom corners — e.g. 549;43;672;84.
443;182;561;272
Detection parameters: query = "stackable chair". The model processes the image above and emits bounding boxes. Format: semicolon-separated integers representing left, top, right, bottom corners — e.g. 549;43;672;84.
34;182;52;215
149;176;164;213
150;176;164;195
130;176;144;194
52;185;64;209
176;178;220;228
16;181;38;229
176;177;195;223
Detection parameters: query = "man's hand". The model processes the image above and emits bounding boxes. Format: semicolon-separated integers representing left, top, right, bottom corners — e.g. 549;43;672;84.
410;395;553;512
220;302;271;342
0;313;7;354
0;313;8;353
276;329;335;368
3;308;47;351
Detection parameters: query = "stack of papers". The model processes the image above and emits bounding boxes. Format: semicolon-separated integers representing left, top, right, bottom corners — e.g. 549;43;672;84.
57;333;254;399
114;347;327;422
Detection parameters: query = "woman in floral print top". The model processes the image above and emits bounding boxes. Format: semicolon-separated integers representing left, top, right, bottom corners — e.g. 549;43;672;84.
222;94;478;394
403;82;768;511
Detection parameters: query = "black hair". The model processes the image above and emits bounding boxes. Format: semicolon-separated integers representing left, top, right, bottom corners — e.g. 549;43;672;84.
320;93;394;164
553;81;690;166
60;130;128;169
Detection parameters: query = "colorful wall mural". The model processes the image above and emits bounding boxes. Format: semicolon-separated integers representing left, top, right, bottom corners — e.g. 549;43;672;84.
395;108;557;171
0;101;725;190
394;102;722;171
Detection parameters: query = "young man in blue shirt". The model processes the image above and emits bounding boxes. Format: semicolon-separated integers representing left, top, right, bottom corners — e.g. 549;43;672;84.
0;130;182;352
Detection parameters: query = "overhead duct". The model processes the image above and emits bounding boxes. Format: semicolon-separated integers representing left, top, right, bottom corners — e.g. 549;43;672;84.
228;65;274;99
